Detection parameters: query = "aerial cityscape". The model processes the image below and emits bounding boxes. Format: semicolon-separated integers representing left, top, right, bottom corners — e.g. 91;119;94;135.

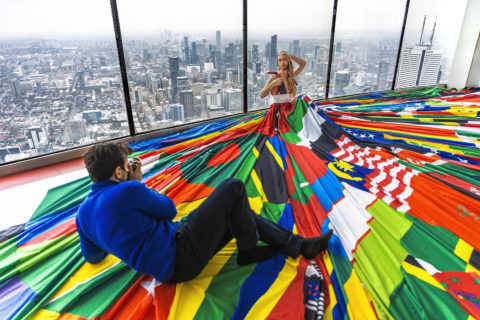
0;27;447;164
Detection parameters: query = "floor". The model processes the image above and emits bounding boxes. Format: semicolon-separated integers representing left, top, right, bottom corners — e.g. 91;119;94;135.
0;158;87;230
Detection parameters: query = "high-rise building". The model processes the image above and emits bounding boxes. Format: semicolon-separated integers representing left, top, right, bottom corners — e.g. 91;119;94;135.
290;40;300;57
184;36;190;64
191;41;198;64
396;47;443;88
377;60;390;89
252;44;259;63
169;104;185;122
168;56;179;102
216;30;221;52
269;35;278;71
223;88;242;112
179;90;194;118
334;70;350;96
336;41;342;53
396;15;443;88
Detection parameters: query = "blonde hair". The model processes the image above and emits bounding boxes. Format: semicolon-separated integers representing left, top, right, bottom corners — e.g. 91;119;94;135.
278;51;296;98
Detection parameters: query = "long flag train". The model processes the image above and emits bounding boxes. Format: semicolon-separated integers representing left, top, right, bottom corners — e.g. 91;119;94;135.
0;86;479;319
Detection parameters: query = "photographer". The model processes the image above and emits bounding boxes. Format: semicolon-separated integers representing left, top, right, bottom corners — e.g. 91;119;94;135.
76;142;332;283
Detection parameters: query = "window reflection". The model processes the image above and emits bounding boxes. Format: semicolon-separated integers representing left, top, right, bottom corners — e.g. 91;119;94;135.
330;0;407;97
117;0;243;133
396;0;468;88
248;0;334;109
0;1;129;165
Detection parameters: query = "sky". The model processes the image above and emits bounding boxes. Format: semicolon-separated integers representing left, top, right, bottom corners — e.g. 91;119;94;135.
0;0;468;44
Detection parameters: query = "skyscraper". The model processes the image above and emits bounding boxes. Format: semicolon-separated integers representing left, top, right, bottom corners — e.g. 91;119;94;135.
216;30;221;52
377;60;390;89
269;35;278;71
179;90;194;118
191;42;198;64
334;70;350;96
168;56;179;102
184;37;190;64
252;44;259;63
396;15;443;88
290;40;300;57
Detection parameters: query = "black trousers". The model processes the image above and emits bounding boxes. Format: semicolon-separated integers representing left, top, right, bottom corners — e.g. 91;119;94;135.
174;178;304;282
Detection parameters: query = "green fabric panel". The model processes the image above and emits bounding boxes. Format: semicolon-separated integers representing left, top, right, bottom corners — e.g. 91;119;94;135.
261;202;286;224
45;265;139;318
287;156;313;205
30;176;91;221
351;199;411;319
401;214;466;272
391;266;469;320
0;236;20;283
16;233;80;272
16;244;83;320
193;253;257;319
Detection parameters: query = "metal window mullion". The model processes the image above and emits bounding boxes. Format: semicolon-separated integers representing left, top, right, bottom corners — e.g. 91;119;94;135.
243;0;248;113
392;0;411;90
110;0;135;136
325;0;338;100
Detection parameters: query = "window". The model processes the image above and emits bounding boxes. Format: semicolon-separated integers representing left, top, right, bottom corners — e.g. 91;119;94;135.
0;0;129;165
330;0;407;97
248;0;334;109
116;0;243;133
395;0;468;88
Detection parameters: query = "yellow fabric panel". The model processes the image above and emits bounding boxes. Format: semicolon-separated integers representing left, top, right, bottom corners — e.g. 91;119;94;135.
465;264;480;277
248;196;264;215
168;240;236;320
344;269;377;320
401;261;445;291
265;140;284;170
48;255;121;302
454;239;474;263
244;257;300;320
250;170;268;202
323;252;338;320
175;198;206;220
30;309;60;320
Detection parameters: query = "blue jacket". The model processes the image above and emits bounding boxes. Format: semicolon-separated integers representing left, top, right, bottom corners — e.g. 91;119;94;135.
76;180;179;282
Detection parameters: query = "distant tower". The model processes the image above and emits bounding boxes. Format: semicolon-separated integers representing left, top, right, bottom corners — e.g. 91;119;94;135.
184;36;190;64
168;56;179;102
191;41;198;64
396;16;442;88
216;30;221;52
269;35;277;70
377;60;390;88
179;90;194;118
334;70;350;96
290;40;300;57
252;44;259;63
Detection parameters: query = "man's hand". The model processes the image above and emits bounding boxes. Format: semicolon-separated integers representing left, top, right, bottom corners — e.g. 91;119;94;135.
128;157;142;181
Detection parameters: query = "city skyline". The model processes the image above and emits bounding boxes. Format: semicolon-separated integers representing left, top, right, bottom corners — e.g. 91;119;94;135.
0;10;463;164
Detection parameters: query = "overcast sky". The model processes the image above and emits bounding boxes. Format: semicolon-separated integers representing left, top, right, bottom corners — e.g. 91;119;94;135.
0;0;468;42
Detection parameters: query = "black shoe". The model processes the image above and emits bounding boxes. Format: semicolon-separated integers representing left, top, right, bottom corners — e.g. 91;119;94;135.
300;230;333;260
237;245;277;266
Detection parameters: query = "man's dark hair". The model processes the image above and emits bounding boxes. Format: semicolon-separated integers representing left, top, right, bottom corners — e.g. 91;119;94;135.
84;142;133;182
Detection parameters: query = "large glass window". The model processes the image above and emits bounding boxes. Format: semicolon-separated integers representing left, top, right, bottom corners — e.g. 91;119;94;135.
0;0;129;165
116;0;243;133
395;0;468;88
330;0;407;97
248;0;334;110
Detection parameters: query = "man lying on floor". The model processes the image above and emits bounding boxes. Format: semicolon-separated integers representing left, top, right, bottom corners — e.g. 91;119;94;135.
76;142;333;282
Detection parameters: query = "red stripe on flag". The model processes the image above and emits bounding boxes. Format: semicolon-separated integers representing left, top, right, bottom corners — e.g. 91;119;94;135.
265;260;307;320
19;218;77;247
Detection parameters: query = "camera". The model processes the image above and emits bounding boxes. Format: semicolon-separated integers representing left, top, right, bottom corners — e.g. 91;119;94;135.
128;157;140;171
